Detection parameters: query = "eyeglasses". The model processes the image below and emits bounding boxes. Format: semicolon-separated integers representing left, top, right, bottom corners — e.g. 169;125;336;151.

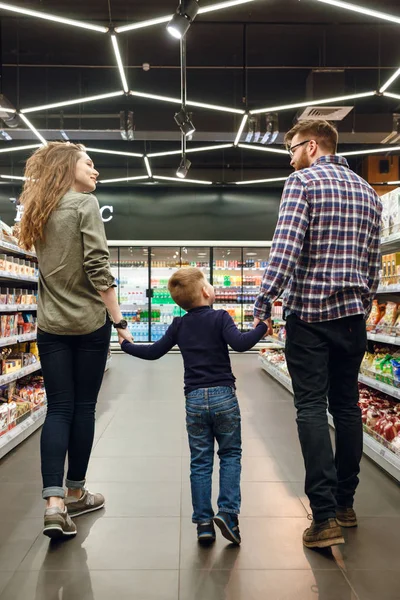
288;140;311;157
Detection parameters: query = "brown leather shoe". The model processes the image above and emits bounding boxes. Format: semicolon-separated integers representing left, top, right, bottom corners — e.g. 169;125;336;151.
336;506;358;528
303;517;345;549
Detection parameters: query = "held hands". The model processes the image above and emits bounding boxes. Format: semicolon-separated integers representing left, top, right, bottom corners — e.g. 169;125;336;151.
118;329;134;344
253;317;273;337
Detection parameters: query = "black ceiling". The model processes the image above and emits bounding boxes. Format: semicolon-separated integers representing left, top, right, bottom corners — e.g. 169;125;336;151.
0;0;400;184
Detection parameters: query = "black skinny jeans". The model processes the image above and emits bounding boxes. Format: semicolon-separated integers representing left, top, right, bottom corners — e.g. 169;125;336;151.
38;319;111;499
285;314;366;522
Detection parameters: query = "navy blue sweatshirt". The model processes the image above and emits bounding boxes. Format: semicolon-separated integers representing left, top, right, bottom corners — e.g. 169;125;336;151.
121;306;268;394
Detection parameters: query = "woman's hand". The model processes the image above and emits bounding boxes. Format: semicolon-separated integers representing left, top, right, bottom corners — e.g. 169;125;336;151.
118;329;134;344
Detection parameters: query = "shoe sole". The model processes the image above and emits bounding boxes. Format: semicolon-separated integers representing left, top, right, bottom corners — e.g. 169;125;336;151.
303;535;345;549
66;502;105;518
336;518;357;528
198;535;216;546
43;525;77;540
213;516;241;545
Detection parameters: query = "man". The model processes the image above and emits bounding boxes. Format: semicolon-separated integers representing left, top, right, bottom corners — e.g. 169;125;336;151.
254;119;381;549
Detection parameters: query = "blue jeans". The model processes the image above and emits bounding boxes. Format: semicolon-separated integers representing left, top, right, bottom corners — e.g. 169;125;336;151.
185;386;242;523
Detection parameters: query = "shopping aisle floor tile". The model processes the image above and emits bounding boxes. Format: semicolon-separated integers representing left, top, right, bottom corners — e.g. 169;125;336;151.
0;570;179;600
1;353;400;600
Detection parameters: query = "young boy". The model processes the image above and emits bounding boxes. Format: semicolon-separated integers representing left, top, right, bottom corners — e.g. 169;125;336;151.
119;267;270;545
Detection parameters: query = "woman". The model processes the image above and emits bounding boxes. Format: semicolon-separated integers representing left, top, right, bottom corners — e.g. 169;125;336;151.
19;142;132;540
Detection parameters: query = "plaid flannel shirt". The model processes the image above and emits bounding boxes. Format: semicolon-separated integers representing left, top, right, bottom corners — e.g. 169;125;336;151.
254;155;382;323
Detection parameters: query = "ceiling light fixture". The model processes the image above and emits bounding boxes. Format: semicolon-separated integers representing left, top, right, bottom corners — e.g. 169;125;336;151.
115;0;256;33
340;145;400;157
174;108;196;137
234;115;249;146
19;114;47;145
176;156;191;178
111;35;129;93
167;0;199;40
85;147;143;158
0;2;109;32
98;176;150;184
314;0;400;26
148;144;233;158
388;180;400;185
379;68;400;94
130;90;181;105
144;157;153;177
0;130;12;141
154;175;212;184
261;112;279;145
21;91;124;114
238;143;289;155
0;144;41;154
250;91;375;115
0;174;26;181
186;100;244;114
235;177;289;185
384;92;400;101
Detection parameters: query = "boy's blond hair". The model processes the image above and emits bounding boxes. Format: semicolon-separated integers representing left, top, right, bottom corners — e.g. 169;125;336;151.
168;267;206;310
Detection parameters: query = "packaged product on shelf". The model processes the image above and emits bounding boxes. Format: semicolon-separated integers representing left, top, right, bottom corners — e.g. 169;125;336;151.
0;402;8;435
366;300;385;331
5;256;13;275
381;193;390;237
0;254;7;273
389;188;400;236
0;287;7;305
357;385;400;455
7;400;17;429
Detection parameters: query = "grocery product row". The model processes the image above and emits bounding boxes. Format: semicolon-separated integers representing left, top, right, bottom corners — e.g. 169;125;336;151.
0;288;37;307
0;255;38;280
0;313;37;342
381;187;400;239
258;348;400;481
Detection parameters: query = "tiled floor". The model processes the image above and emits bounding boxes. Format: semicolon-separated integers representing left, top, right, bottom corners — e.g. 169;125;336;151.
0;353;399;599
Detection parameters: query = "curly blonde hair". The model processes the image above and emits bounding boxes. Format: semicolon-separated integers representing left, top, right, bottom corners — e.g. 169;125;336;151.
19;142;86;250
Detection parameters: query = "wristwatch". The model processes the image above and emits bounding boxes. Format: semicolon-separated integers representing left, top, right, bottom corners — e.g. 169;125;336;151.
113;319;128;330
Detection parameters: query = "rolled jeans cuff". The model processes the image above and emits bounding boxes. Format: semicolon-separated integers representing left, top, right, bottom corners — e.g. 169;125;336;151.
65;478;86;490
42;486;65;500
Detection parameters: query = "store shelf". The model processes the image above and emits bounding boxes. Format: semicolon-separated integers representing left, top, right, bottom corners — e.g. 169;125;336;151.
0;270;38;283
0;333;37;349
327;413;400;483
0;304;37;313
358;374;400;400
376;284;400;294
367;332;400;345
0;362;41;386
0;404;46;460
259;354;400;482
0;240;36;259
380;232;400;252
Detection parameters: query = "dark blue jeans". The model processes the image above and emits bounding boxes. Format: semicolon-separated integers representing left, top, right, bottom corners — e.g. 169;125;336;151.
285;314;366;522
185;386;242;523
38;319;111;499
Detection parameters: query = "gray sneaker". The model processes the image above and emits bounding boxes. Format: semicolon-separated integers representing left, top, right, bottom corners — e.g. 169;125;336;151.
65;490;105;518
43;507;77;540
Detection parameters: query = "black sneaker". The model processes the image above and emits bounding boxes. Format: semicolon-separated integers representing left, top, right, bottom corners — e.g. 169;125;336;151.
197;521;216;545
214;512;241;545
303;516;344;549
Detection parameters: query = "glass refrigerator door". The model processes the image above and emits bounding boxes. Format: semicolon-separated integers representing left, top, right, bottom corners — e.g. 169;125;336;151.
242;247;270;330
150;247;181;341
181;246;210;278
212;247;243;329
118;247;150;342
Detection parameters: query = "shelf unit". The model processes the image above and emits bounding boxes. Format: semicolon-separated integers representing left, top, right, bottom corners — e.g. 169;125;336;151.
258;354;400;481
367;332;400;345
0;240;36;259
0;404;46;460
0;333;37;349
0;304;37;313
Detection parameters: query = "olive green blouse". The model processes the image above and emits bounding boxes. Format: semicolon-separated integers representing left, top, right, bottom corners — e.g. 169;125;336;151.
35;190;115;335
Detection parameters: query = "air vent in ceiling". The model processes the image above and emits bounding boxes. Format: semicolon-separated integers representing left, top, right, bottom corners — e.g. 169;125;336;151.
297;106;354;121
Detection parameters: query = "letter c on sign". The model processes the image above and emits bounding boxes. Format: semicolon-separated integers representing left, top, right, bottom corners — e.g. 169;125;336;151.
100;205;114;223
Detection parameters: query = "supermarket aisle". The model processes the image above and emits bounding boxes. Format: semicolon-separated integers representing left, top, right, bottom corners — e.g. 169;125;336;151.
0;353;399;600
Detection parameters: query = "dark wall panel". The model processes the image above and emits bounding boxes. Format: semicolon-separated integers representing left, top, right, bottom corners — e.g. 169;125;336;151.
0;187;282;242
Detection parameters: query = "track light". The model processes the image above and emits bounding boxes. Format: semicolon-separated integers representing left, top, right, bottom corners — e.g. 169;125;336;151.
176;156;191;178
261;113;279;145
174;108;196;137
167;0;199;40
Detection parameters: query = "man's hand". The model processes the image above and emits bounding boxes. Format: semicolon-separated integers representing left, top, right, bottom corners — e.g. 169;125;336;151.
254;317;273;337
263;317;273;337
118;329;133;344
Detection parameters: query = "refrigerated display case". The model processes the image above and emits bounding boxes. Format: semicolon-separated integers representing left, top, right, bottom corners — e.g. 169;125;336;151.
212;246;270;331
108;243;271;343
